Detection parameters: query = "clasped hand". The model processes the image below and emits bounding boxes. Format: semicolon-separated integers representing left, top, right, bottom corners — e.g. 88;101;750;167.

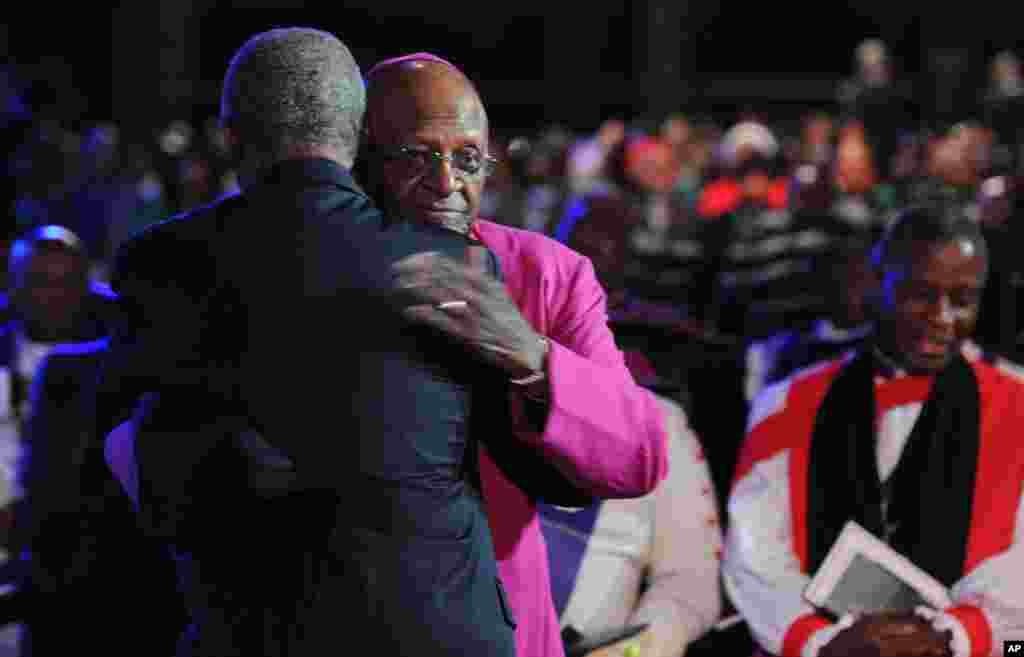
392;250;545;378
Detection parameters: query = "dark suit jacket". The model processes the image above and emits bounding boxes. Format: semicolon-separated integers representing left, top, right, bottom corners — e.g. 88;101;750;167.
97;158;517;657
6;340;184;656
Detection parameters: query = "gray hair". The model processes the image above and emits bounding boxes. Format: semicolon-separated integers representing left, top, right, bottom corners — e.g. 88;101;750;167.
220;27;365;170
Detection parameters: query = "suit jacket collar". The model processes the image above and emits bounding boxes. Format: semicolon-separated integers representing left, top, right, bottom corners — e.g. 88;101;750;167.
253;158;366;197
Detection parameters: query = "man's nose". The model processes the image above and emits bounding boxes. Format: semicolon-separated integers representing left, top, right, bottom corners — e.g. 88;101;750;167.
422;157;461;196
928;295;956;327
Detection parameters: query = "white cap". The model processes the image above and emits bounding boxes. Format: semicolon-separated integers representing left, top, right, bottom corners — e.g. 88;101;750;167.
718;121;779;168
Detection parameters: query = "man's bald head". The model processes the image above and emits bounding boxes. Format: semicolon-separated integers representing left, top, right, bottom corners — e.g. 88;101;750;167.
364;54;487;142
359;53;492;234
365;52;461;80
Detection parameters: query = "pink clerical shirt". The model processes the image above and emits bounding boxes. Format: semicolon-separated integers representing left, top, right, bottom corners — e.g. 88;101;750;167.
474;220;669;657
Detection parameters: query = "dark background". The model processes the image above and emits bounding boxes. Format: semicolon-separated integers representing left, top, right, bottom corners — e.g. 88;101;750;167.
4;1;1023;138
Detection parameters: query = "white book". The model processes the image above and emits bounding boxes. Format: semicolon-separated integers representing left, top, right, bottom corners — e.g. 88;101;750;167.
803;520;953;617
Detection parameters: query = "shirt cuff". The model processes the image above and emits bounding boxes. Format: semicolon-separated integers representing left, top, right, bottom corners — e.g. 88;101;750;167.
783;614;834;657
802;614;856;657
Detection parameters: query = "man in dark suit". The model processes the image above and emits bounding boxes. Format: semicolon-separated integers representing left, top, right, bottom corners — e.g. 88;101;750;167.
98;28;516;657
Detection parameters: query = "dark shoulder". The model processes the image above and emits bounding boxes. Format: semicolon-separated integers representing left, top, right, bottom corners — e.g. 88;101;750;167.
121;194;244;255
113;194;245;287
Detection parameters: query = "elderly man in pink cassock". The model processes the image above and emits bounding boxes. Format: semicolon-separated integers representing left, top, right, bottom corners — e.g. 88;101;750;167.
361;53;669;657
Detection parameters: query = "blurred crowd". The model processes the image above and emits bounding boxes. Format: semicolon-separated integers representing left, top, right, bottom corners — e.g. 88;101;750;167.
2;116;240;285
4;41;1022;345
480;42;1024;372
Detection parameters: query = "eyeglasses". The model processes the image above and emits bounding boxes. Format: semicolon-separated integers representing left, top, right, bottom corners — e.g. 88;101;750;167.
375;145;498;179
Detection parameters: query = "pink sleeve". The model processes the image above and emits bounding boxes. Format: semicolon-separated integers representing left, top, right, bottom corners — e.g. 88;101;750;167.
513;257;668;497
